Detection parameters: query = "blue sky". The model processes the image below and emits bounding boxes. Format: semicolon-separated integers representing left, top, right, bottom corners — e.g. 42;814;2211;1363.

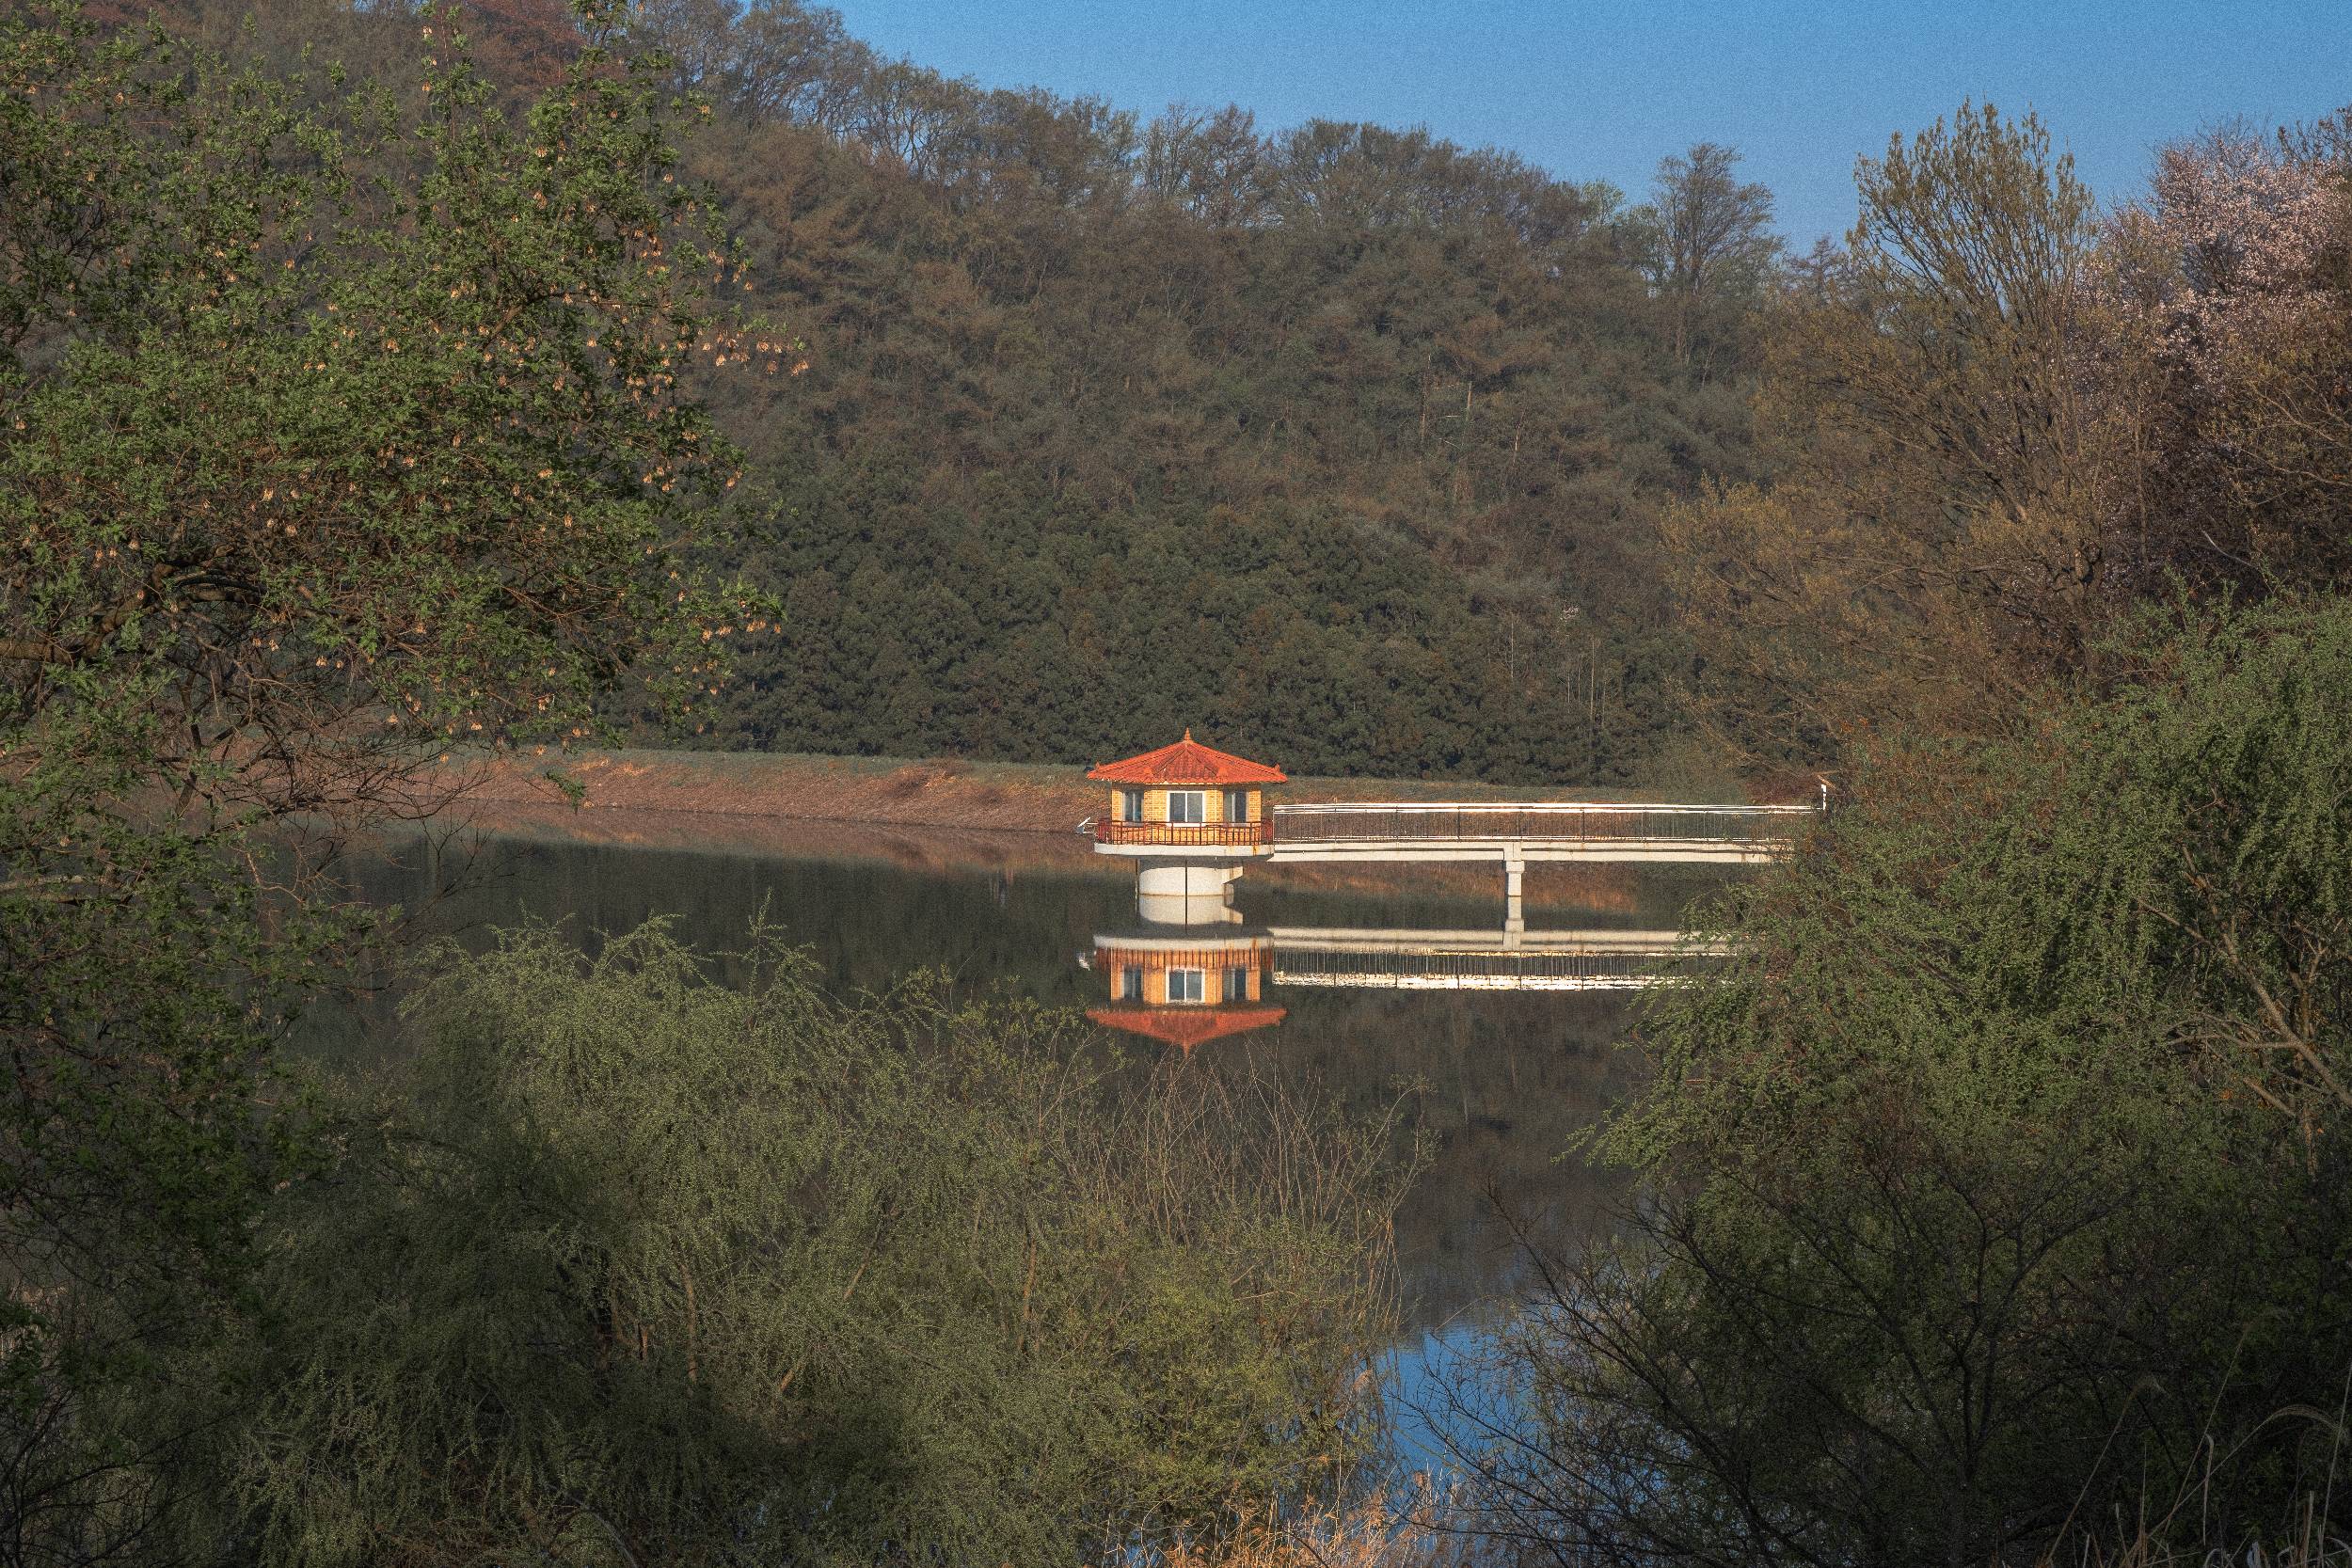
828;0;2352;245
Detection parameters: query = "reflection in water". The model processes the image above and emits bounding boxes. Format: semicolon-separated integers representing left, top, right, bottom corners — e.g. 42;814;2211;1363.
1090;926;1717;1014
330;822;1738;1334
1084;932;1284;1046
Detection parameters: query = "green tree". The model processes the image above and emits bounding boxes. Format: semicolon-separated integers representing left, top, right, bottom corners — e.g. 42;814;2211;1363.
1665;103;2105;762
457;0;1768;784
0;6;769;1556
1641;142;1779;371
3;2;766;811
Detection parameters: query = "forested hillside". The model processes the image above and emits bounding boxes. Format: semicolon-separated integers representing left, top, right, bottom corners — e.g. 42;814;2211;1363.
685;103;1768;782
152;0;1779;783
75;0;2352;790
644;0;1778;782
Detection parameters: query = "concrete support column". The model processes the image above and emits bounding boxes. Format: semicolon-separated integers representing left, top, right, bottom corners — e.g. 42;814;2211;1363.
1136;860;1246;927
1137;861;1244;898
1503;851;1525;934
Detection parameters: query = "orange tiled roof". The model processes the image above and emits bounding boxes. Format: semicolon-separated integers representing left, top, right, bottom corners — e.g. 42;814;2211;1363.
1086;731;1287;785
1085;1006;1288;1049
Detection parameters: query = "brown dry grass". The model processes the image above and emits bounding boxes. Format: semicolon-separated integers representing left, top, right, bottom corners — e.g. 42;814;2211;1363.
2049;1526;2352;1568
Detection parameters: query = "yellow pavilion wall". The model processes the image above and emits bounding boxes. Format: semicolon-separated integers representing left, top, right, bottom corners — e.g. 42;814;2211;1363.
1107;786;1264;824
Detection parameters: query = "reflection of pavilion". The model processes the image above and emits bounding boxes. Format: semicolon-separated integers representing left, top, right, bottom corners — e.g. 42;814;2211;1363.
1081;926;1723;1047
1084;931;1286;1049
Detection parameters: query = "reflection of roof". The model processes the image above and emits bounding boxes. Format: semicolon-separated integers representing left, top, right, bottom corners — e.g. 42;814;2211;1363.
1085;1006;1288;1049
1087;731;1287;785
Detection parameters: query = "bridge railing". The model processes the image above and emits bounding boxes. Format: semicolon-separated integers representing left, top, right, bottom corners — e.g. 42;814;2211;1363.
1267;800;1819;846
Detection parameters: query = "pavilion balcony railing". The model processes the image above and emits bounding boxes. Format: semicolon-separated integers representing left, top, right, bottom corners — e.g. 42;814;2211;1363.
1089;818;1273;847
1265;800;1821;847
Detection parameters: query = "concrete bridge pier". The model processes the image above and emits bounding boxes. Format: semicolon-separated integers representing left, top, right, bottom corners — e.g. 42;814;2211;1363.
1504;851;1525;934
1137;861;1246;899
1136;860;1247;926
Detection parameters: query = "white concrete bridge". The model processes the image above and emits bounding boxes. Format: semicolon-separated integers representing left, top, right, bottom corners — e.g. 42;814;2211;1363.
1264;801;1810;863
1089;798;1821;928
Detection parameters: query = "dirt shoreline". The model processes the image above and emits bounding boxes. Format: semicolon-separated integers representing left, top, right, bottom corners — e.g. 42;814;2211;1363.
457;746;1654;838
429;747;1711;913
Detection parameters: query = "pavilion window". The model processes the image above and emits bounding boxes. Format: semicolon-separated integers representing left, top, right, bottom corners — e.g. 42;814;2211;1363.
1224;788;1250;822
1120;788;1144;823
1168;791;1206;824
1120;968;1143;1002
1168;969;1205;1003
1223;966;1249;1002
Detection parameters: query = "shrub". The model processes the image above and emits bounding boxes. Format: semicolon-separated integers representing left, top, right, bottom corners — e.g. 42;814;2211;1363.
1460;601;2352;1568
230;920;1412;1566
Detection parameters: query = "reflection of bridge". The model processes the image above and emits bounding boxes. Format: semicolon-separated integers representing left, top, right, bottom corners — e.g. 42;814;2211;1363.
1084;927;1721;1045
1263;927;1721;991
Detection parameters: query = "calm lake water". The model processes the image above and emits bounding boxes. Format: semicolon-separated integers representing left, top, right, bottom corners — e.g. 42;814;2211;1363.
325;808;1742;1458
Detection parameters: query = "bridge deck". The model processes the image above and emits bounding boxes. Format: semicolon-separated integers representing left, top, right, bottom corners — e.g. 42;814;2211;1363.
1260;926;1710;954
1270;800;1811;841
1089;800;1820;862
1265;801;1810;864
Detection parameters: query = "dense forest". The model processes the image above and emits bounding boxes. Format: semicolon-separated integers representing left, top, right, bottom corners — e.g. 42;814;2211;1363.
50;0;2352;790
136;0;1783;783
140;0;2352;787
622;0;1778;782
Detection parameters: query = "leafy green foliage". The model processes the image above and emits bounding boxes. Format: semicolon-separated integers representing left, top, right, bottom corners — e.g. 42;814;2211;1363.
1462;601;2352;1567
0;7;774;1558
2;0;770;812
36;0;1783;784
683;99;1760;780
0;681;336;1568
232;922;1412;1567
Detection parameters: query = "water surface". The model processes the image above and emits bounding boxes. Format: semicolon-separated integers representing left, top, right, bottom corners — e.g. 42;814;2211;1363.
329;808;1737;1339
